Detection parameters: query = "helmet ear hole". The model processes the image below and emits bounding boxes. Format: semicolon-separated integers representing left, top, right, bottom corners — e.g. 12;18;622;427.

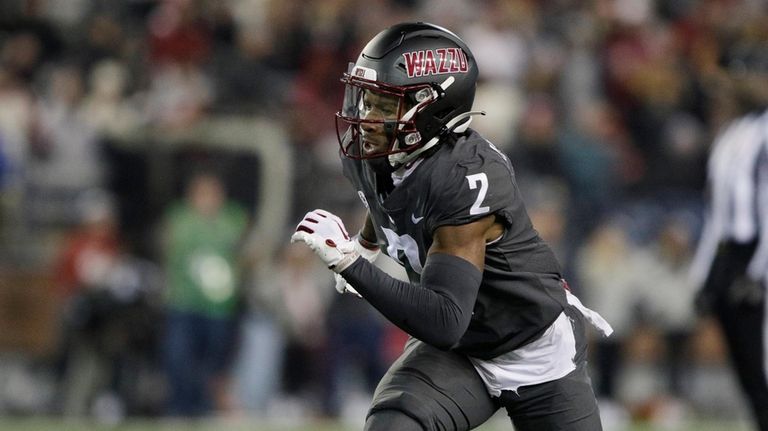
414;88;432;103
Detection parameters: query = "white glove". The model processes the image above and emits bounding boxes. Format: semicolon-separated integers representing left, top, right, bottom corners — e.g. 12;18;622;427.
290;209;360;273
334;234;381;296
334;273;359;296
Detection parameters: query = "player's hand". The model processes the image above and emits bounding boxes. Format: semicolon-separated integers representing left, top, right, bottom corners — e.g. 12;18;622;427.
291;209;360;273
334;234;381;296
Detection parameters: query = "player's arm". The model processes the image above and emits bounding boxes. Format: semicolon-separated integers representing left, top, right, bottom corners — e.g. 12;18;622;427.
339;215;498;349
429;214;501;270
360;212;378;244
355;211;380;252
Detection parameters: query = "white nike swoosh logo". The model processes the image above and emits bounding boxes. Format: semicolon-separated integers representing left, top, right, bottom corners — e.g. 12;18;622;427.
411;214;424;224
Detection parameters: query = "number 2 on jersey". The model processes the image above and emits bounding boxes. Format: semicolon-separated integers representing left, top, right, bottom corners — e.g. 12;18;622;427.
466;173;490;215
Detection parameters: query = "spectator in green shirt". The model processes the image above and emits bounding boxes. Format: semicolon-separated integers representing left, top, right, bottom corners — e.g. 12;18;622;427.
161;171;249;416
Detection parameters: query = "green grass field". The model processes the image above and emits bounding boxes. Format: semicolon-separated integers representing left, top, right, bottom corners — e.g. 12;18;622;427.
0;417;752;431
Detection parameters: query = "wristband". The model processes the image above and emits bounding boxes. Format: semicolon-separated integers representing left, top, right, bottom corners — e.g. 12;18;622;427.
357;232;379;250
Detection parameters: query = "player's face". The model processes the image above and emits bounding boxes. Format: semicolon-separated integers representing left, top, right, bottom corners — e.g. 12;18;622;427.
359;89;401;155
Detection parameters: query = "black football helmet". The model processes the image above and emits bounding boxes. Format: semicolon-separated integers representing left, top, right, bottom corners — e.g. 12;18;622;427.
336;22;481;167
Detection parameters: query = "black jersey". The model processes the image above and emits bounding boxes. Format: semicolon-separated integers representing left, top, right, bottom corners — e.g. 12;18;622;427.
341;129;568;359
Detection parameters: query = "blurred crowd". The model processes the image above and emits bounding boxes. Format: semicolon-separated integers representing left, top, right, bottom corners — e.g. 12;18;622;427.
0;0;765;427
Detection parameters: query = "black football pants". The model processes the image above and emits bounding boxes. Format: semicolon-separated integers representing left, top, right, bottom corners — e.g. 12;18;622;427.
364;305;602;431
707;241;768;431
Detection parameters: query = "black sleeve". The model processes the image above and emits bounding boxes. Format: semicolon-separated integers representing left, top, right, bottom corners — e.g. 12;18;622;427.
340;253;481;349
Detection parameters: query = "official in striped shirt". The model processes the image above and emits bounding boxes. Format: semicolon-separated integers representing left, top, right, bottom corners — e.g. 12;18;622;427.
690;41;768;431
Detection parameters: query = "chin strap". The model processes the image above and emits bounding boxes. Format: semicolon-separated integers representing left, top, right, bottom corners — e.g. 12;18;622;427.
446;110;486;133
388;110;486;167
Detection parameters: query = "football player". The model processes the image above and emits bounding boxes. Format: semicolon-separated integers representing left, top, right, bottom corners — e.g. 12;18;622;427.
291;22;612;431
